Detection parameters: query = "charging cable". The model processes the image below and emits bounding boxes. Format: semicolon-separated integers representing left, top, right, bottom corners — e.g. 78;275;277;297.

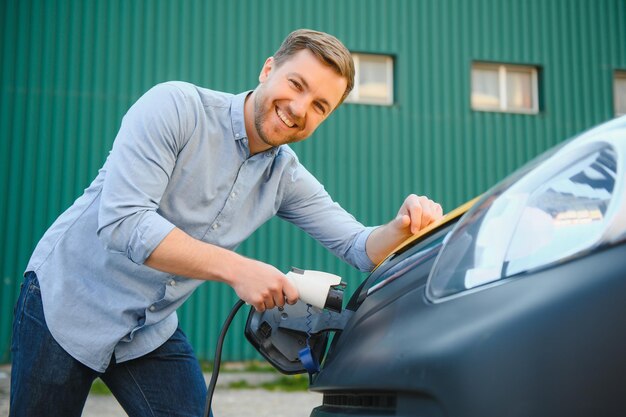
203;299;246;417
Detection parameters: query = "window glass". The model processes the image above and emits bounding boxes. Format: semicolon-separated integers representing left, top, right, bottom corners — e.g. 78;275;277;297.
475;148;615;285
428;146;616;300
471;62;538;114
359;55;391;102
347;53;393;105
471;67;500;109
506;69;533;110
615;71;626;116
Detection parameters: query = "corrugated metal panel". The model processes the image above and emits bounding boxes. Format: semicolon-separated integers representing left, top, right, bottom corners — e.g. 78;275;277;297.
1;0;625;363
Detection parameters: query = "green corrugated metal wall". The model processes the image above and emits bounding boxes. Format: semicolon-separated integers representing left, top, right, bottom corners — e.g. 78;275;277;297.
1;0;625;363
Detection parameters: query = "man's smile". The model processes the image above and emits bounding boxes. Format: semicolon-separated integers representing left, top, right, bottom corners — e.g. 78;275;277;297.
276;106;296;128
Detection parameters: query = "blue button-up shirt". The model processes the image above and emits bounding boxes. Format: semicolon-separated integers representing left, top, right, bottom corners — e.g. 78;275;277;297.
26;81;375;372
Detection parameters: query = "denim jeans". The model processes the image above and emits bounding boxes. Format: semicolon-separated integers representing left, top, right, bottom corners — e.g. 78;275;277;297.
10;271;211;417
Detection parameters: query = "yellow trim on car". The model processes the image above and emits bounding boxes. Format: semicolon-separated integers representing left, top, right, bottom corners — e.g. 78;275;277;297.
374;197;481;270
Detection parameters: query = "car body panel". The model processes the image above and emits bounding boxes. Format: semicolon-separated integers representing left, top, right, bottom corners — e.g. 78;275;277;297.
311;240;626;417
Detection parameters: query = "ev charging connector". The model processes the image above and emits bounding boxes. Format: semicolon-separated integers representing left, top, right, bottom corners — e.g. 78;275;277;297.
286;267;346;313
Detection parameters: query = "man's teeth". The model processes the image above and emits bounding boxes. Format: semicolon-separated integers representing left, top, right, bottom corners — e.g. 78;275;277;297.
276;108;295;128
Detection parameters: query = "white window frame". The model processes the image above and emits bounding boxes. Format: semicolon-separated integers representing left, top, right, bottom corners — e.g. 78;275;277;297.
615;70;626;117
346;53;394;105
471;62;539;114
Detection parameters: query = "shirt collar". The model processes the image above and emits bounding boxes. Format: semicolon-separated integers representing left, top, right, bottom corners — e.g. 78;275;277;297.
230;90;252;141
230;90;281;158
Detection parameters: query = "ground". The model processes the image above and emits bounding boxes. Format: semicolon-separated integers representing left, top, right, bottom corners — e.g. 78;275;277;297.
0;364;322;417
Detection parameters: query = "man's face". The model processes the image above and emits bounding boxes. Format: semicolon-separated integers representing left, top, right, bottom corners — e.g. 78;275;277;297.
247;49;348;153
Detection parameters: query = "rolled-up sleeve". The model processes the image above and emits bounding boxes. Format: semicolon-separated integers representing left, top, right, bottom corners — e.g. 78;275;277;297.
278;161;377;272
97;82;191;264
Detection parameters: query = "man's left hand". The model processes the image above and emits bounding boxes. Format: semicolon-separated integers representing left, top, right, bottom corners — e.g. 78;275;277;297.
390;194;444;236
366;194;444;265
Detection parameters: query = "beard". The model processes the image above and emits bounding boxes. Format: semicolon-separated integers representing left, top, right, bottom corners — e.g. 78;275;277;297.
253;88;303;148
253;93;277;148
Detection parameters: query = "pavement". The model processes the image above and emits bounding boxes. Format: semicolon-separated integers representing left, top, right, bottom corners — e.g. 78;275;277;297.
0;364;322;417
0;367;7;417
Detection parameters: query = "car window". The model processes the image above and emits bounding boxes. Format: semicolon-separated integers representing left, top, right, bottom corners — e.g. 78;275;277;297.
428;146;617;300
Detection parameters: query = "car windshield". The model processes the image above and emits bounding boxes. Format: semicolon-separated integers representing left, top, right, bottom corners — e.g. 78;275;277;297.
429;145;617;300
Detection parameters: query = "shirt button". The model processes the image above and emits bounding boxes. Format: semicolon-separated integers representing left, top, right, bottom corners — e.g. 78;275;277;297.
212;223;219;230
235;133;240;138
149;305;156;312
169;280;176;286
230;192;237;199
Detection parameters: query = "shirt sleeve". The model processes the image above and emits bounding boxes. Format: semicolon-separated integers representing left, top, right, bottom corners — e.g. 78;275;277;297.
96;82;193;264
277;161;377;272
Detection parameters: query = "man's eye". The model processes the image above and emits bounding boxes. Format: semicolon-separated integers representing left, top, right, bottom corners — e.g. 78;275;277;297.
289;79;302;90
315;103;327;114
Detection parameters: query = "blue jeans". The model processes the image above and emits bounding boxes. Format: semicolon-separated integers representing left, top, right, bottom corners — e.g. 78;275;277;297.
10;272;211;417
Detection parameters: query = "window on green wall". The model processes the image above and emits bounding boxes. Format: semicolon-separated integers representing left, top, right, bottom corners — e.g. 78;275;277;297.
346;53;394;105
471;62;539;114
615;71;626;116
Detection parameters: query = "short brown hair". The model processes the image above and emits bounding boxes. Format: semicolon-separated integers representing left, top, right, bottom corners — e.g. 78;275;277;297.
273;29;355;105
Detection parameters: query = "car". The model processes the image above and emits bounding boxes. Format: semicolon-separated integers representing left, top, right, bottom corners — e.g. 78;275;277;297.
245;115;626;417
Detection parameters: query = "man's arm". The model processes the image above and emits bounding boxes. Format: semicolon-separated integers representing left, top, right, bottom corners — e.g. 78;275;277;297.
144;227;299;312
366;194;443;265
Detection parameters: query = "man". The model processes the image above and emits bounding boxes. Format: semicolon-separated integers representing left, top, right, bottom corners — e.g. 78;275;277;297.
10;29;442;416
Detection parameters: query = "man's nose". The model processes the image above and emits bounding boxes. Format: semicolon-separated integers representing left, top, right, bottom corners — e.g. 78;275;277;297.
289;98;308;120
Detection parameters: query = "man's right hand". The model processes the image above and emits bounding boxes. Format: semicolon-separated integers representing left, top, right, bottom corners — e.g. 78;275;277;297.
145;227;300;312
226;257;300;312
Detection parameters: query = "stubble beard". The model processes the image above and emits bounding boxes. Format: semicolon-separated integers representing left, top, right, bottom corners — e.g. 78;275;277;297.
253;93;275;148
253;90;299;149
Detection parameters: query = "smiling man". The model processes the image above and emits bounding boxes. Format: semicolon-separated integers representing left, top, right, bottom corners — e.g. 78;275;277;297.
247;48;346;150
10;29;442;417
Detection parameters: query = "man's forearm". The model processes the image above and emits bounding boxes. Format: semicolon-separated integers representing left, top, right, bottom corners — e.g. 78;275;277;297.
365;223;412;266
144;227;299;312
144;227;237;283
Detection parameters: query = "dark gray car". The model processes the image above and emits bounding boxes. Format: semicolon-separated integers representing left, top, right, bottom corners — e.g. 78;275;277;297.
247;116;626;417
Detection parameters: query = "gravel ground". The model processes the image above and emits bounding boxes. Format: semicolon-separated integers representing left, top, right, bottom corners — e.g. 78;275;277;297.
80;388;322;417
0;365;322;417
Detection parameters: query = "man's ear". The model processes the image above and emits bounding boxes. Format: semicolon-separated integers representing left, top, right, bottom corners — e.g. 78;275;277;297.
259;57;274;83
